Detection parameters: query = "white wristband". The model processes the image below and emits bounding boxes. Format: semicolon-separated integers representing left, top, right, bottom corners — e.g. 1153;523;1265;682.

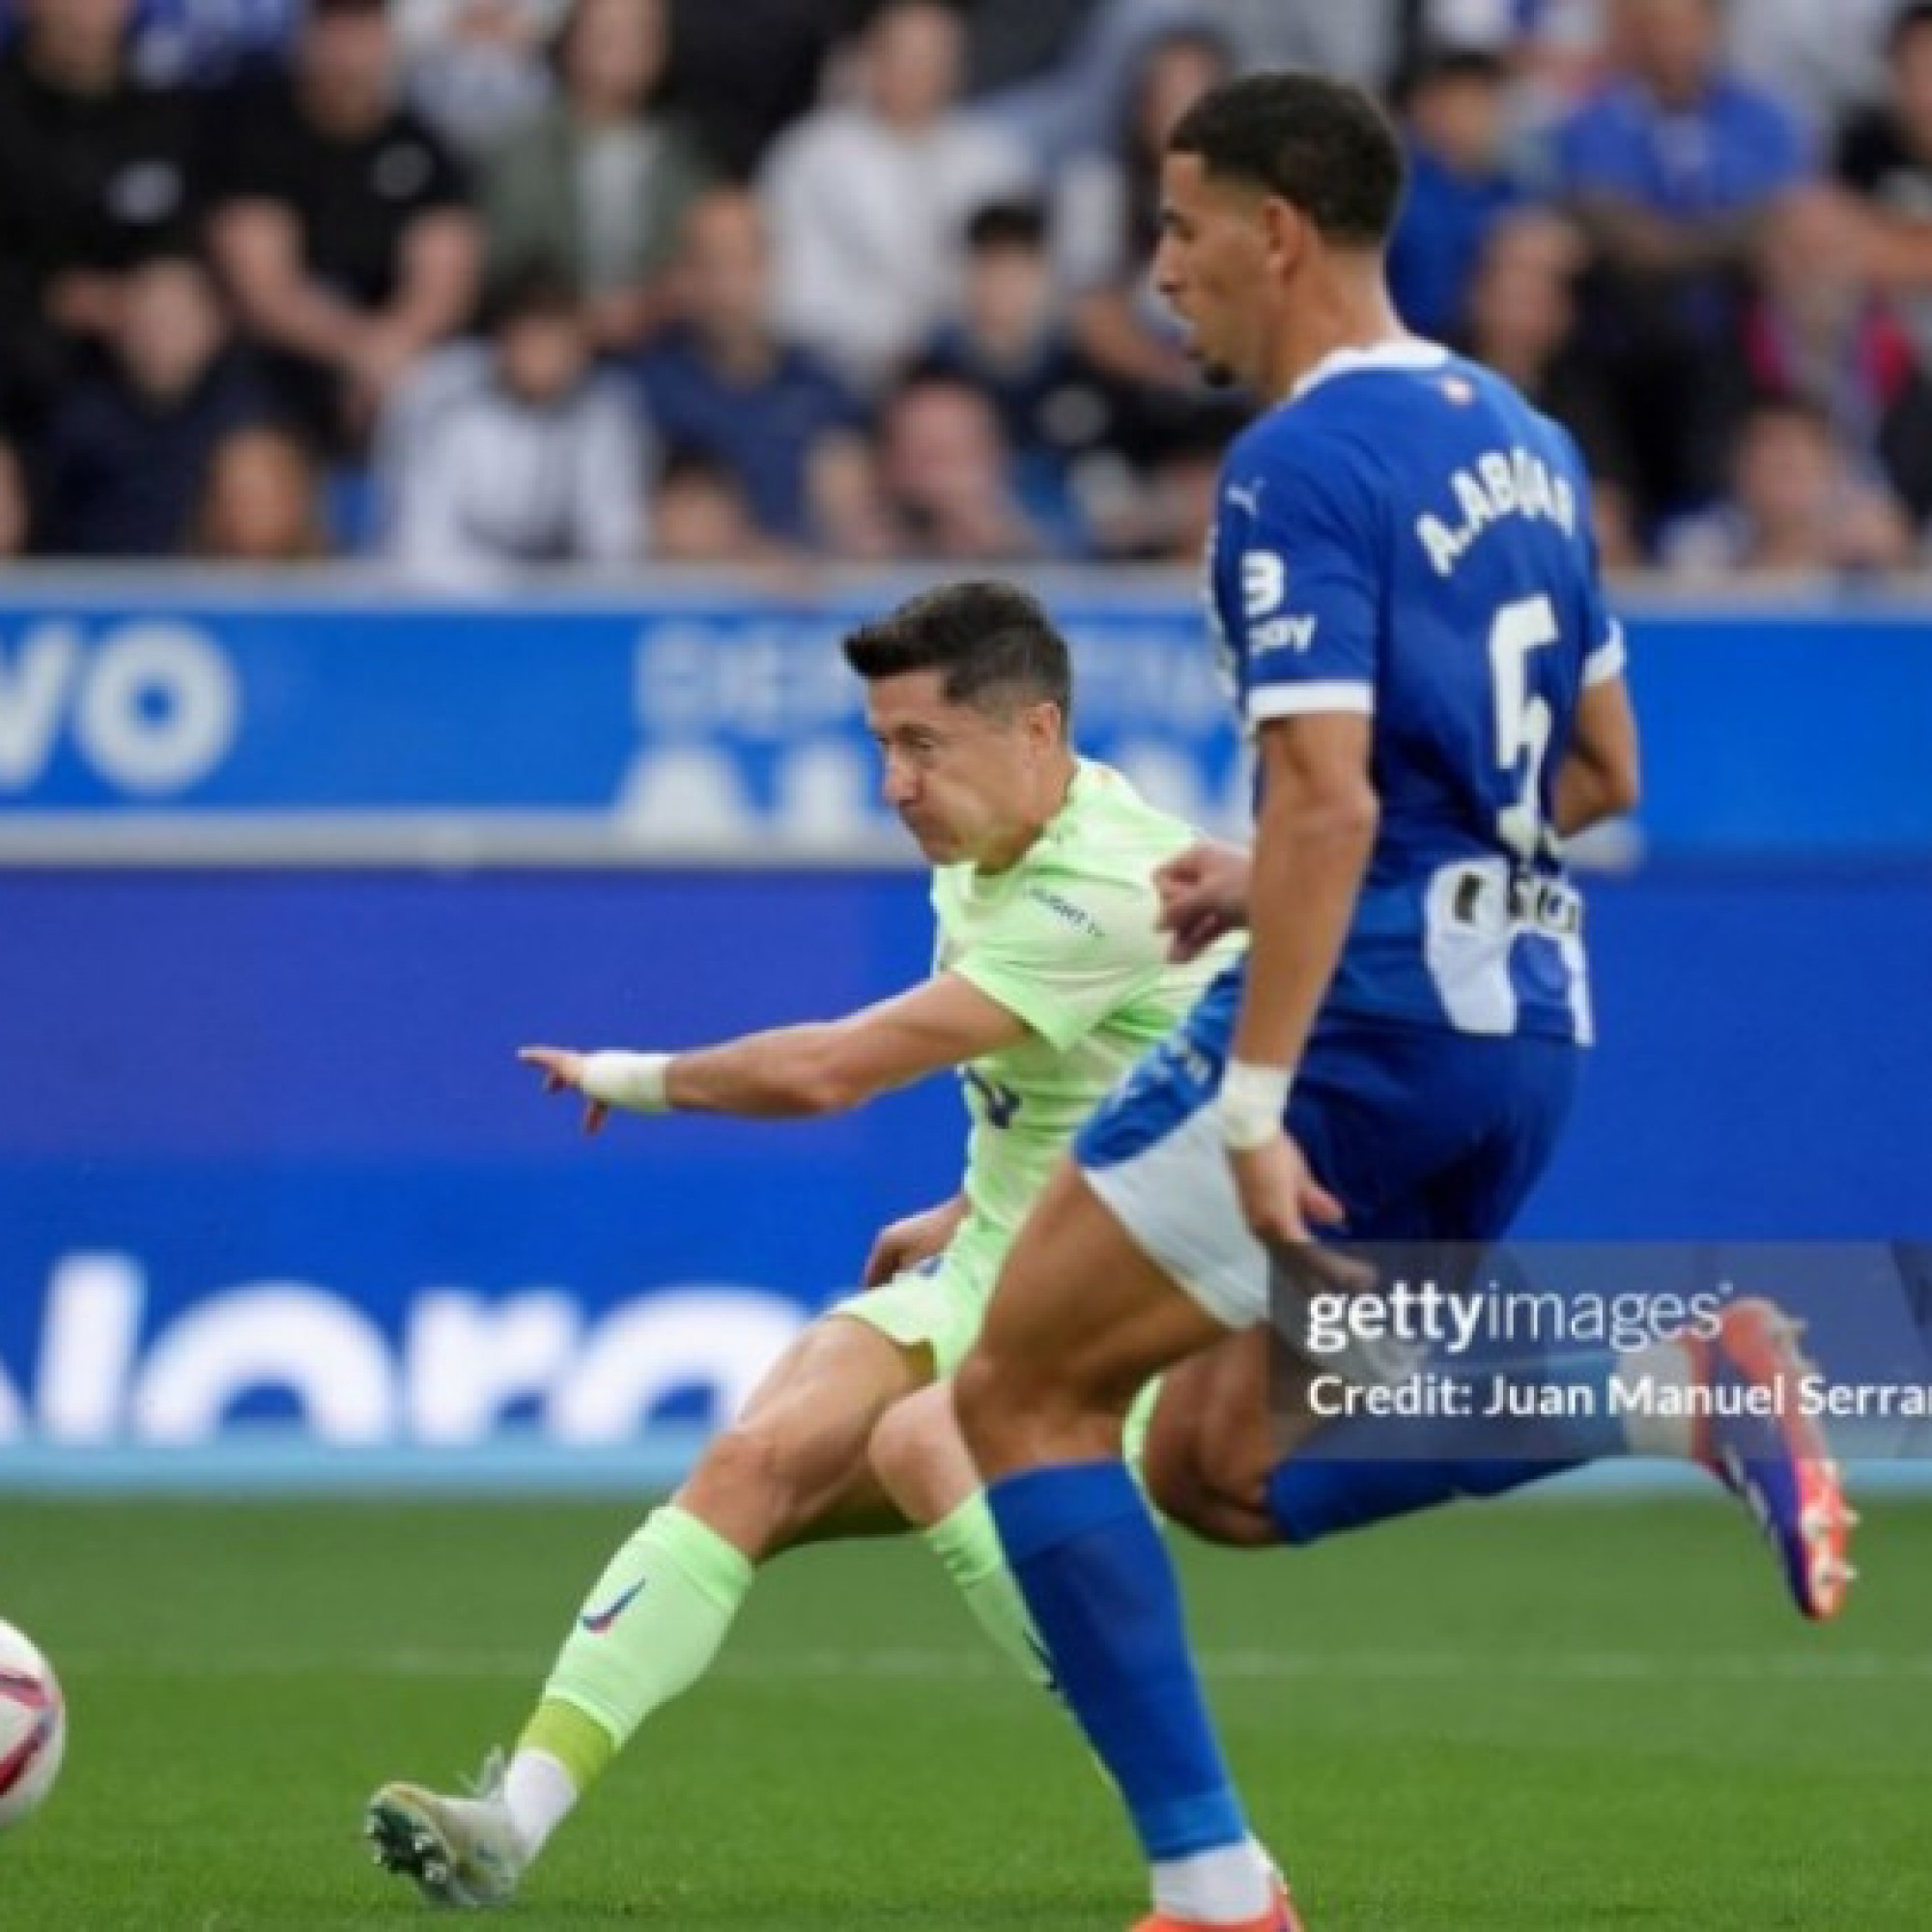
579;1050;673;1115
1217;1059;1293;1151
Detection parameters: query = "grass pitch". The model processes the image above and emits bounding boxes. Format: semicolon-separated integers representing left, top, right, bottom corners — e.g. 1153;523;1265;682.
1;1492;1927;1929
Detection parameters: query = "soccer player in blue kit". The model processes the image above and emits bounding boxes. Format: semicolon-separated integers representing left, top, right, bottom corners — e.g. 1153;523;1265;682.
948;71;1853;1932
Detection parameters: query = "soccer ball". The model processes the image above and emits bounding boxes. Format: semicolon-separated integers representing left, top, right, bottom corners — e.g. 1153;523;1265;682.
0;1620;66;1831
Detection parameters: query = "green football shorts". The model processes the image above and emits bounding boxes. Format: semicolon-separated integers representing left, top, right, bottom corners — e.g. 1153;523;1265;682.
831;1260;1158;1463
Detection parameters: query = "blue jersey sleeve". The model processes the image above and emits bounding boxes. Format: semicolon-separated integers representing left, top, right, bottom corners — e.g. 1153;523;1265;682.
1213;432;1381;727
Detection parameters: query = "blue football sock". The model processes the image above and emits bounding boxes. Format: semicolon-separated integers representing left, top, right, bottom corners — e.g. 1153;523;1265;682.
988;1460;1247;1861
1267;1349;1624;1545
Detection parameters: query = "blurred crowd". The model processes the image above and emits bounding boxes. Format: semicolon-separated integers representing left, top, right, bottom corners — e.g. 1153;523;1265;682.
5;0;1932;582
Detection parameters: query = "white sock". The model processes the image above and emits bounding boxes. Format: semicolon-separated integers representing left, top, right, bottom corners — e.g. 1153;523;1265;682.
503;1747;578;1859
1151;1839;1274;1921
1616;1339;1695;1458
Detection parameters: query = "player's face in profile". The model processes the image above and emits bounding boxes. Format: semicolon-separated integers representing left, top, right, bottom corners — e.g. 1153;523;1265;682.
1152;152;1272;390
866;669;1042;867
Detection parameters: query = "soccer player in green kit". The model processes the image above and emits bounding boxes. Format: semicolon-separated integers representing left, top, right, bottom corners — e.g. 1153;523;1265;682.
365;578;1241;1907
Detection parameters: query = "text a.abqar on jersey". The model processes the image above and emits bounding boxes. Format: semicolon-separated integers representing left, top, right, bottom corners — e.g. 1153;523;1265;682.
1416;443;1577;578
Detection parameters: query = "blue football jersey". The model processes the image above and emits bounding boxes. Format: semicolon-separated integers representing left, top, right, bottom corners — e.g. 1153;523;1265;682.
1207;341;1625;1043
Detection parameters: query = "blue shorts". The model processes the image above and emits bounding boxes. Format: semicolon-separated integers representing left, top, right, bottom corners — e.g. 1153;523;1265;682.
1076;967;1579;1333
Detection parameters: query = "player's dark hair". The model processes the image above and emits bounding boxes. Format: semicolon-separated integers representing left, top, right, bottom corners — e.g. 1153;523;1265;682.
842;581;1073;731
1168;71;1407;246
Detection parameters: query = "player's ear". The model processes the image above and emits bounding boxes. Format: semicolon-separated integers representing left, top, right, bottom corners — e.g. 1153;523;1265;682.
1258;193;1311;274
1023;698;1063;753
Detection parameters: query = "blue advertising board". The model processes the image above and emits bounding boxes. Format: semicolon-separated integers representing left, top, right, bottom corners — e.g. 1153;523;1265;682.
0;575;1927;856
1;864;1928;1481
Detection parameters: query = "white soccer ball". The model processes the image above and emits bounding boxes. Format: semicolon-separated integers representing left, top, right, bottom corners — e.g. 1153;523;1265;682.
0;1619;66;1831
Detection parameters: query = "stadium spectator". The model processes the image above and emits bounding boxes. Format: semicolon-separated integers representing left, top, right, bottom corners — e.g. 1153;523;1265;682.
1660;389;1918;575
662;0;856;180
0;0;298;89
1055;25;1233;396
0;0;205;423
480;0;713;355
1121;412;1226;562
1743;183;1932;522
920;201;1128;554
377;269;648;582
395;0;566;156
1724;0;1897;137
1837;1;1932;368
874;367;1071;559
960;0;1112;99
37;253;272;557
761;0;1035;391
190;420;329;559
632;187;885;557
1050;25;1254;475
965;0;1204;174
648;446;771;565
1388;47;1530;339
1555;0;1813;517
1460;210;1644;563
208;0;482;454
1215;0;1603;104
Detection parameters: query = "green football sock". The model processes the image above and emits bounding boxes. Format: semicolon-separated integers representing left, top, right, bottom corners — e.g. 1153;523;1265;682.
925;1489;1053;1691
517;1698;614;1796
529;1504;755;1792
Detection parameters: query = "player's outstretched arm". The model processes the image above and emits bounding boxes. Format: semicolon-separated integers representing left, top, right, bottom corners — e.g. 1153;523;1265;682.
519;973;1032;1127
1553;672;1641;837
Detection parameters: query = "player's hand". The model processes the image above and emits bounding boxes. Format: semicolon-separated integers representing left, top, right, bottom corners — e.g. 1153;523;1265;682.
1228;1130;1344;1249
862;1197;968;1288
518;1045;610;1136
1154;840;1252;961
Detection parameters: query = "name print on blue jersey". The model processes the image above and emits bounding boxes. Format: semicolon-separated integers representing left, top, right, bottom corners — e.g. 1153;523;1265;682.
1415;441;1579;579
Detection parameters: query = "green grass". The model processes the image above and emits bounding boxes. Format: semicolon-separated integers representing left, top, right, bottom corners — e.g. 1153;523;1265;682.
1;1494;1927;1928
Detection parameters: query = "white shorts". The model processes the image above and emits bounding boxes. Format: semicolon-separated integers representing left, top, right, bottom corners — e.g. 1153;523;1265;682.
1086;1100;1269;1333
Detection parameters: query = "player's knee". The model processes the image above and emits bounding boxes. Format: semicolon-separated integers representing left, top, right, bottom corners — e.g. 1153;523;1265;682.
1143;1400;1279;1548
951;1349;1010;1466
952;1343;1066;1469
867;1386;965;1528
689;1418;796;1529
1145;1445;1277;1548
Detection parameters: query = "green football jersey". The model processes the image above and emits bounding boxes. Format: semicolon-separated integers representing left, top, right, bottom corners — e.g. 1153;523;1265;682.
928;758;1237;1301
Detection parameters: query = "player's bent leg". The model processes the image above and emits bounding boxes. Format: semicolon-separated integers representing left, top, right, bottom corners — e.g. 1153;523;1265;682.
677;1313;926;1559
956;1162;1231;1477
869;1380;981;1529
1142;1330;1319;1549
367;1313;930;1907
523;1312;926;1778
870;1381;1061;1691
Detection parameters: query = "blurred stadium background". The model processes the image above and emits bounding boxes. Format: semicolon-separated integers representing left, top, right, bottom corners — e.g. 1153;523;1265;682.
2;0;1930;1925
